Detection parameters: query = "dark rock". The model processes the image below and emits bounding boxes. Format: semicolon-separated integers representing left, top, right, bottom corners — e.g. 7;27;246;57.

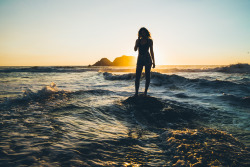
92;58;113;66
123;94;164;110
122;95;197;128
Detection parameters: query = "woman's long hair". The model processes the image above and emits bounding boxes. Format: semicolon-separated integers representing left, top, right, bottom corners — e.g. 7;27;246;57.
138;27;151;39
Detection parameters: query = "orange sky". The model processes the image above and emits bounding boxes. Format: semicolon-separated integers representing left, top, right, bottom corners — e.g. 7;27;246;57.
0;0;250;66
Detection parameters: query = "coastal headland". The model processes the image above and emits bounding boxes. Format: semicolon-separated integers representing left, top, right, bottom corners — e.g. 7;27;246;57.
92;55;136;66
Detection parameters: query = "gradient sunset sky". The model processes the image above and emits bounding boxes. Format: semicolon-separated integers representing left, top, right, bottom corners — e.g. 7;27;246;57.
0;0;249;66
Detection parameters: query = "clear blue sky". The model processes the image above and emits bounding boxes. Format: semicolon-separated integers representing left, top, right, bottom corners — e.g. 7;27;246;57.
0;0;250;65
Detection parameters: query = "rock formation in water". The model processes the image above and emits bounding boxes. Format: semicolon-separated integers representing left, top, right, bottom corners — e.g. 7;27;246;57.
92;58;113;66
92;55;136;66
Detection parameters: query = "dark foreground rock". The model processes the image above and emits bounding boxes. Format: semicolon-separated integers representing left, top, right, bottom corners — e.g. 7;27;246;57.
123;95;197;128
123;94;164;110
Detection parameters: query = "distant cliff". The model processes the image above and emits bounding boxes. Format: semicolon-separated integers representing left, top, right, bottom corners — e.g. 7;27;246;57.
92;55;136;66
92;58;113;66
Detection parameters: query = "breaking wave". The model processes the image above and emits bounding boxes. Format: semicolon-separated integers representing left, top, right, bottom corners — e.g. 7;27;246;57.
0;83;113;109
103;72;136;80
104;72;249;89
215;63;250;73
0;82;68;108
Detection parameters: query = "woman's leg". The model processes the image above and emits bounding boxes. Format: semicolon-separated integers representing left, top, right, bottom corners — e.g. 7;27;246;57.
144;64;152;95
135;65;143;96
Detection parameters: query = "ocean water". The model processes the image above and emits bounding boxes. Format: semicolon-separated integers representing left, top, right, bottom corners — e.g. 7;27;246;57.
0;64;249;166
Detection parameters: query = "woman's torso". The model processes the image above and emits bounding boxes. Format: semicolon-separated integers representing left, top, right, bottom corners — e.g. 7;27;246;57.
137;38;152;66
138;38;150;55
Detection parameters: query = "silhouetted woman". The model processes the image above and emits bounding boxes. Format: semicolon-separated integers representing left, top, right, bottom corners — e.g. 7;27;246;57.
134;27;155;96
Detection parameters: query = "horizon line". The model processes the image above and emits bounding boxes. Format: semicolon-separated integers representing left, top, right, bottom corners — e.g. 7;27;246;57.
0;63;249;67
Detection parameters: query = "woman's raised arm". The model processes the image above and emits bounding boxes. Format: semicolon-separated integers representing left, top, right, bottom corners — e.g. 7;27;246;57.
134;39;139;51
